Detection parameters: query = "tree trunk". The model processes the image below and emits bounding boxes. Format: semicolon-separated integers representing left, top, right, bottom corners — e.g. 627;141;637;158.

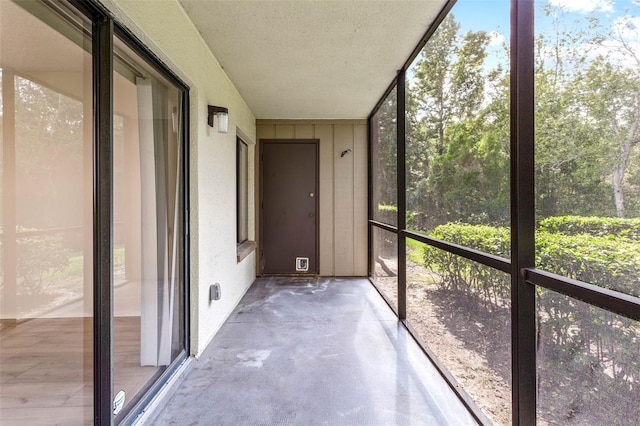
612;119;639;218
613;161;626;218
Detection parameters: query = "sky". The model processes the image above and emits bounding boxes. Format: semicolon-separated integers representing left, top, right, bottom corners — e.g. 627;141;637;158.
406;0;640;74
450;0;638;34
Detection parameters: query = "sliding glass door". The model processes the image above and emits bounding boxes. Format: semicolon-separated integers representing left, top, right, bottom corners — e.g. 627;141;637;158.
0;1;94;423
112;34;186;422
0;0;189;424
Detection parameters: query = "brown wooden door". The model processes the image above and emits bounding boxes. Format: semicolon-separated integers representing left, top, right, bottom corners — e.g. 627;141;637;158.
261;140;318;274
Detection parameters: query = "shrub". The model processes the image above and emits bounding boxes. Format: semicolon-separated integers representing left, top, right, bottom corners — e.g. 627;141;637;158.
416;219;640;399
376;204;414;225
539;215;640;240
535;231;640;297
422;221;640;297
423;223;510;308
15;227;71;295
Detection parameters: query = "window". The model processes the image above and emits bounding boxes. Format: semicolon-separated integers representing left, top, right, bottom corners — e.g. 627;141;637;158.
237;137;249;244
236;136;255;262
371;88;398;227
370;87;399;310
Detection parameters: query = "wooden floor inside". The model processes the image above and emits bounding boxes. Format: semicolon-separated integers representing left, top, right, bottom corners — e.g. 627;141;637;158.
0;317;160;425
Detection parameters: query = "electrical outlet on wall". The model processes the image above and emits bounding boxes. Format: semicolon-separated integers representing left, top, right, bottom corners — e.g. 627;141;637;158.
210;283;221;301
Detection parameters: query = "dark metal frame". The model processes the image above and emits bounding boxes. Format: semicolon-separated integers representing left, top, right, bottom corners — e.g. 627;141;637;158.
367;0;640;425
93;13;115;425
396;70;407;321
510;1;536;421
1;68;17;325
524;268;640;322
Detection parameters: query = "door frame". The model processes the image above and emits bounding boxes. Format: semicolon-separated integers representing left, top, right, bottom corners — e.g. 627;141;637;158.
259;139;320;275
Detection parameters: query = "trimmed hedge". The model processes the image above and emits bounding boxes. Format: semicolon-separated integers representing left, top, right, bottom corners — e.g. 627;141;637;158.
422;221;640;297
536;231;640;296
376;204;414;225
413;218;640;397
539;215;640;240
422;224;510;308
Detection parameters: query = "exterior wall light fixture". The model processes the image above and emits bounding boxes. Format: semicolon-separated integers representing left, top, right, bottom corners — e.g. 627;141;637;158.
207;105;229;133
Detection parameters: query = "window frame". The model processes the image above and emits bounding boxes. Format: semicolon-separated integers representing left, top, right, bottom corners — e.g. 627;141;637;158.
235;135;256;263
237;136;249;245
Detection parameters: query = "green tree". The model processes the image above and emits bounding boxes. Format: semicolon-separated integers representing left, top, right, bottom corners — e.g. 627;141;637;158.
407;14;509;230
535;2;640;219
579;59;640;218
372;89;397;223
412;14;460;157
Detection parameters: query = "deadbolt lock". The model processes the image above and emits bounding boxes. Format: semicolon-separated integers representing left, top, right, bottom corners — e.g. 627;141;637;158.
309;192;314;197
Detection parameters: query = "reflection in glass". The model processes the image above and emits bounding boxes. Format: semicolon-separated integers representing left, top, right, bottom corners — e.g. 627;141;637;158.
112;35;185;421
0;1;93;423
405;1;510;253
370;227;398;312
534;1;640;296
537;289;640;424
406;239;511;425
371;88;397;226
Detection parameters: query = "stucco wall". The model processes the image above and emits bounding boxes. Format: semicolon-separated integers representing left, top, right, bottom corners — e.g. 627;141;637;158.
102;0;258;356
256;120;368;276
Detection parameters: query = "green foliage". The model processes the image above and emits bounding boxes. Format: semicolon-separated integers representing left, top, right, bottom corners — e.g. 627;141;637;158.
536;231;640;297
405;13;511;232
579;58;640;218
539;216;640;240
407;238;428;265
14;76;85;230
372;91;397;210
416;220;640;396
393;3;640;419
422;219;640;297
376;204;414;224
423;224;510;309
399;6;640;230
15;227;71;295
427;223;510;258
428;121;509;227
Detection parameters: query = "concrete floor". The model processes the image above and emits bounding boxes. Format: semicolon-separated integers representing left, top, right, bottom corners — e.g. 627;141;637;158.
147;277;477;425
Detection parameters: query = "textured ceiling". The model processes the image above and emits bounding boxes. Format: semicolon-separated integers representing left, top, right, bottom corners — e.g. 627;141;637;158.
178;0;446;119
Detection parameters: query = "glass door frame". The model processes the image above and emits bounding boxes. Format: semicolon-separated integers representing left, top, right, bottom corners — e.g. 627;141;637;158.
69;1;191;423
